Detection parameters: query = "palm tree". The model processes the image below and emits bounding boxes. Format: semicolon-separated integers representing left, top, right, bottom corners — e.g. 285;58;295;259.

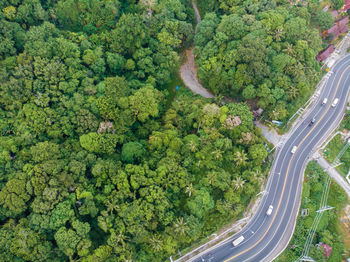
283;43;295;56
105;199;120;215
185;183;195;197
287;86;299;99
251;169;264;184
222;200;233;211
232;177;246;190
150;234;163;251
270;110;280;120
206;172;216;185
241;132;253;144
233;150;248;166
274;27;284;41
211;149;223;160
188;140;197;152
113;231;128;248
173;217;188;235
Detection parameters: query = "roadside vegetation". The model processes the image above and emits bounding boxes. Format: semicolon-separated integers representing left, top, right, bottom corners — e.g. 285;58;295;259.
324;110;350;177
276;161;350;262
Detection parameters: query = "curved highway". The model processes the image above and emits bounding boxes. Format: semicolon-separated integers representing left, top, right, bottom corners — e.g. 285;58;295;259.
192;55;350;262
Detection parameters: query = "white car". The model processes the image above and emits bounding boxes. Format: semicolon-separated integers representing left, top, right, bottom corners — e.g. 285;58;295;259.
332;98;339;107
232;236;245;247
291;146;297;154
266;205;274;216
322;98;328;105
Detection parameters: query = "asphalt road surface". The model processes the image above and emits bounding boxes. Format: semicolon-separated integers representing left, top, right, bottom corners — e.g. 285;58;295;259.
193;55;350;262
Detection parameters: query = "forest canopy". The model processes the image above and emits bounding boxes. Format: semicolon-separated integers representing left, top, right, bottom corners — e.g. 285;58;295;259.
0;0;330;261
194;0;325;121
0;0;270;261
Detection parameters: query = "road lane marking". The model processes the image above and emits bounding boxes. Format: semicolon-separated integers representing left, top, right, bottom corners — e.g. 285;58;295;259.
223;65;350;262
252;72;350;262
187;57;350;262
236;58;350;261
191;58;350;262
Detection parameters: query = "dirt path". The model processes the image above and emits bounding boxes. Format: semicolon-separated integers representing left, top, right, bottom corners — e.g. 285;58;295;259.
192;0;201;24
179;1;214;98
180;49;214;98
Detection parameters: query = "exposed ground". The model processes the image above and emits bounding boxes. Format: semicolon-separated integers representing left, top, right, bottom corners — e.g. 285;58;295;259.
179;1;214;99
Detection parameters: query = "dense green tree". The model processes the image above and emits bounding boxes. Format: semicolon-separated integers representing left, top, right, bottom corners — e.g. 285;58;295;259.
195;2;322;119
187;188;214;218
121;142;145;163
129;85;162;122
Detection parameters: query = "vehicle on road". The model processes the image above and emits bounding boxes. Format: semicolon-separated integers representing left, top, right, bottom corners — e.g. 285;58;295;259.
332;98;339;107
232;236;245;247
322;98;328;105
291;146;297;154
266;205;273;216
309;117;316;126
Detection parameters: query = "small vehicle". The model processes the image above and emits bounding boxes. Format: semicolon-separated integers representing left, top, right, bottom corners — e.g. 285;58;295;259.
266;205;274;216
291;146;297;154
332;98;339;107
322;98;328;105
232;236;245;247
309;117;316;126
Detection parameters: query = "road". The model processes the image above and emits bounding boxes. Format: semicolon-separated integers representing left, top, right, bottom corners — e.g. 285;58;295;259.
191;55;350;262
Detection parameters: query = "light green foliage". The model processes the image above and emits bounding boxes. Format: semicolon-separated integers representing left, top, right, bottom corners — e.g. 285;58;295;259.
80;133;119;154
0;173;31;215
129;85;162;122
249;144;268;164
2;6;16;20
30;141;60;162
314;11;334;30
54;227;81;258
10;219;53;261
49;201;75;230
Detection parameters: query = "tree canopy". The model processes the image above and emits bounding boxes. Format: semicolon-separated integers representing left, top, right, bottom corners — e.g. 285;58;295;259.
194;0;324;122
0;0;271;261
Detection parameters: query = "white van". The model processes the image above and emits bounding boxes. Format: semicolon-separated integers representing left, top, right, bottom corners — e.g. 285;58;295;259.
332;98;339;107
266;205;274;216
322;98;328;105
291;146;297;154
232;236;245;247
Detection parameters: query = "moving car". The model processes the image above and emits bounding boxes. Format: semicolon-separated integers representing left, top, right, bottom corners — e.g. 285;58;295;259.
322;98;328;105
266;205;274;216
291;146;297;154
309;117;316;126
232;236;245;247
332;98;339;107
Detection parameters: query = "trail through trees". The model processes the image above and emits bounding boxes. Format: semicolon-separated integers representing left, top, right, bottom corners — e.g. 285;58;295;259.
179;1;214;98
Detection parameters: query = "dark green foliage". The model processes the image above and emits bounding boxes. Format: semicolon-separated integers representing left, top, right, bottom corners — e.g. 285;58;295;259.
333;0;345;10
121;142;145;164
